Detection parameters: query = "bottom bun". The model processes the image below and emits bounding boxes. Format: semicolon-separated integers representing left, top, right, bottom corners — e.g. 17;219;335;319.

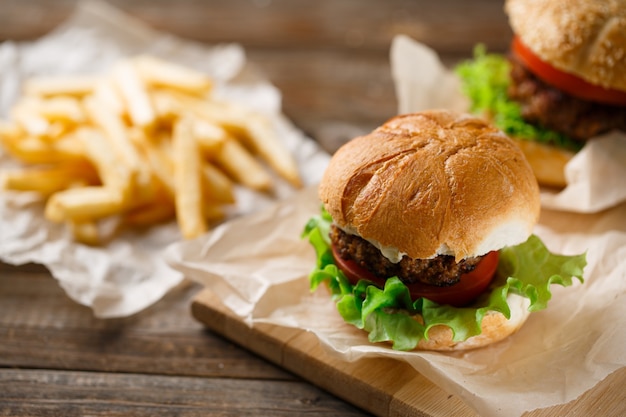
513;139;574;189
414;293;531;351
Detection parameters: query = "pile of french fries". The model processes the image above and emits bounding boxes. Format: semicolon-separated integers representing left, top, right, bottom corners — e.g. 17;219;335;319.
0;55;302;244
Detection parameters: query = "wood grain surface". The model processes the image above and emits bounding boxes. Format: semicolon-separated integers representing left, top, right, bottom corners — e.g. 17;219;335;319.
0;263;368;416
191;290;626;417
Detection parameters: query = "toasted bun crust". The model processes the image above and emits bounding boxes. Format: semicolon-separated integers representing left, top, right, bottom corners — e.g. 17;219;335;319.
319;110;541;261
414;293;531;351
505;0;626;92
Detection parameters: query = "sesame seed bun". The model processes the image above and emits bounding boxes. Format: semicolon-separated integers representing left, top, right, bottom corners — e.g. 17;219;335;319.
506;0;626;92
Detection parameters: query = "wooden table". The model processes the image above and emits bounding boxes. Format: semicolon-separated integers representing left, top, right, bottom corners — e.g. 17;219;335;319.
0;1;526;416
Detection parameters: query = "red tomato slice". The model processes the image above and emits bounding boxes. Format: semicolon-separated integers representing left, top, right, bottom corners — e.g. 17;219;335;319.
511;36;626;106
331;244;499;307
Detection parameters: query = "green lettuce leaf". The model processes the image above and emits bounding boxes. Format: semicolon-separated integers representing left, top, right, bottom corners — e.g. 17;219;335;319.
302;207;586;351
454;45;582;152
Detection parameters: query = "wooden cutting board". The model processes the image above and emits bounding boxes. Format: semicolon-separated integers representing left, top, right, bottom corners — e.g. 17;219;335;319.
192;289;625;417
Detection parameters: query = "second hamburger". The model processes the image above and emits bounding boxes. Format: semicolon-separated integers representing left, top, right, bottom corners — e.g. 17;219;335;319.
456;0;626;187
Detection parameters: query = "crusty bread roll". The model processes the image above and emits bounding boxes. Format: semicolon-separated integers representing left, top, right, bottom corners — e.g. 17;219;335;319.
319;110;541;262
416;294;531;351
505;0;626;92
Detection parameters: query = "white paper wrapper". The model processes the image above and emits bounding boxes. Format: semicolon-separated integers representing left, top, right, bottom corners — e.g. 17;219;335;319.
166;185;626;417
390;34;626;213
0;0;329;317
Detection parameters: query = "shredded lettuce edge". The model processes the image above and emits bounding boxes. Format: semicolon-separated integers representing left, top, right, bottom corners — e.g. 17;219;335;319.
301;208;586;351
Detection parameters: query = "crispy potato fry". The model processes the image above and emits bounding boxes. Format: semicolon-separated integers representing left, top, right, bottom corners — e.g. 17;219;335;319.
202;204;225;222
1;163;98;196
69;220;101;246
0;121;24;151
193;119;227;154
45;186;127;222
10;98;50;137
0;120;23;137
165;91;302;187
134;55;212;95
75;127;133;198
123;200;176;227
172;117;207;239
150;89;181;123
201;163;235;204
23;75;98;97
117;177;170;228
165;89;238;122
83;96;143;173
243;113;302;187
129;127;176;199
92;78;126;118
1;55;302;243
213;138;273;192
112;60;156;129
36;96;85;124
123;208;173;227
2;133;87;165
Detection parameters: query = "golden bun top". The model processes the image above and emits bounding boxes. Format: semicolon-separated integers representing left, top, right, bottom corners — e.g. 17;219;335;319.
318;110;540;261
506;0;626;92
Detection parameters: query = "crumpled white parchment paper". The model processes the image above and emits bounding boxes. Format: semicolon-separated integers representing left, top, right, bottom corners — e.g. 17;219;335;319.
0;0;329;317
166;186;626;417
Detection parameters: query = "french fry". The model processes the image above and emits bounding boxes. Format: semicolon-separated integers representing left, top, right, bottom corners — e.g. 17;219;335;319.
75;127;134;198
0;120;22;137
123;201;175;226
92;78;126;118
45;186;127;223
165;90;241;127
69;220;100;246
150;89;181;123
0;121;24;151
201;163;235;204
122;197;176;227
243;113;302;188
1;54;303;243
10;98;50;137
36;96;85;124
1;163;98;196
83;96;144;173
129;127;176;198
172;117;207;239
112;60;156;129
213;138;273;192
2;133;87;165
23;75;97;97
202;204;225;222
195;99;302;187
134;55;212;95
6;96;83;144
164;91;302;187
193;119;227;154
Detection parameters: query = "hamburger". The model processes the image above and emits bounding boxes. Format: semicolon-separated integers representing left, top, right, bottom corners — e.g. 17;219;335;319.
302;110;586;351
455;0;626;188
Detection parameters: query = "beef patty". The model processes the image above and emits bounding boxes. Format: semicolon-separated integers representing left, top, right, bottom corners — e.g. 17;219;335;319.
508;55;626;142
329;225;482;287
